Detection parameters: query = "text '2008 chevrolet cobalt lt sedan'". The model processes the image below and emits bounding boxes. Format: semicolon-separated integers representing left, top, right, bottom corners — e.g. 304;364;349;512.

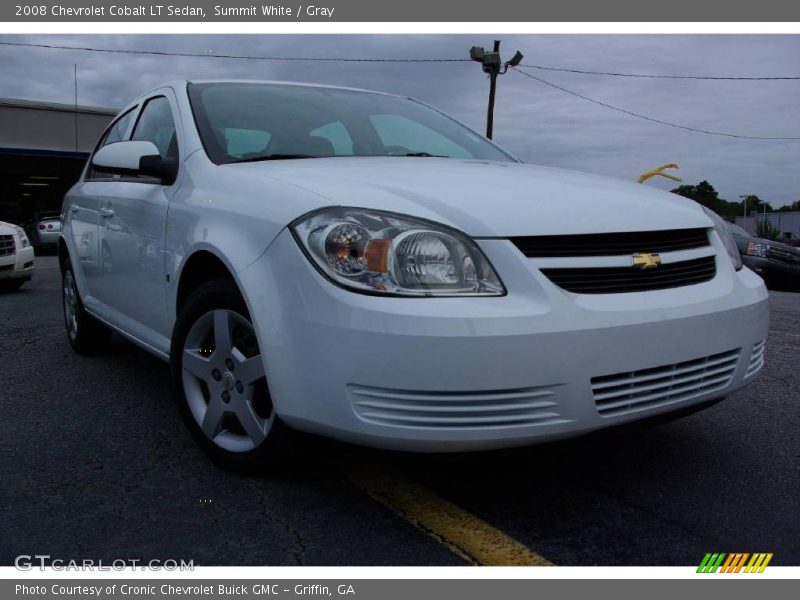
59;80;768;468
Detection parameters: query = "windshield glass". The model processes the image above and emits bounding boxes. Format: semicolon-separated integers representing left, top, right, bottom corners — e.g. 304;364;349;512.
187;82;514;164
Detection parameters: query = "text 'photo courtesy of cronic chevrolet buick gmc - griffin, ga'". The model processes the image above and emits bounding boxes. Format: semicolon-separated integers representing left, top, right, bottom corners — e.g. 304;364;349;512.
57;80;768;469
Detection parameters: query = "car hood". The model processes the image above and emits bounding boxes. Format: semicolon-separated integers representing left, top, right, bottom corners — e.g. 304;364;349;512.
227;157;711;237
0;221;20;235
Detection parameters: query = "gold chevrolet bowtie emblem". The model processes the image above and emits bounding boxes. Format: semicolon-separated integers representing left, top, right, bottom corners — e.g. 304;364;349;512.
632;253;662;269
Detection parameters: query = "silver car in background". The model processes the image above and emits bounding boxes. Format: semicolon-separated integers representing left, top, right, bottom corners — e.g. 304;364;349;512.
31;213;61;252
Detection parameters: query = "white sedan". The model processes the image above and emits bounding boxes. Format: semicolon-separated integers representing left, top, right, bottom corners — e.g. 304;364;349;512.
59;80;768;468
0;220;35;290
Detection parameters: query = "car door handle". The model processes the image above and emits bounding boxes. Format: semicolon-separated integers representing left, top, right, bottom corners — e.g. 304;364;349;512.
99;208;115;219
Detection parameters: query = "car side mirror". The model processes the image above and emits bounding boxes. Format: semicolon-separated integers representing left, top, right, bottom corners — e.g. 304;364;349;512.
91;141;178;185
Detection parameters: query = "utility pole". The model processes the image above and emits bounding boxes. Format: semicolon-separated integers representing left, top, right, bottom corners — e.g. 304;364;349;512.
73;63;79;152
470;41;523;140
485;40;501;140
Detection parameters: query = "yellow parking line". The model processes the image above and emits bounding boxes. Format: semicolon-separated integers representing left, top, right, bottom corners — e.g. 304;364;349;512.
340;462;553;566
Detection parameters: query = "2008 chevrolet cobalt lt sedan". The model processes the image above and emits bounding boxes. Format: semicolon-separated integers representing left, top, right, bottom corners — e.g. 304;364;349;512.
59;80;768;468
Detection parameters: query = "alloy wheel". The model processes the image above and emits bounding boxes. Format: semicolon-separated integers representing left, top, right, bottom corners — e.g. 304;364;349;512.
63;270;79;341
181;309;273;452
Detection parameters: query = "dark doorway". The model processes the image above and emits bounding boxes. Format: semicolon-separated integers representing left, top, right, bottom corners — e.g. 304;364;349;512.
0;149;87;235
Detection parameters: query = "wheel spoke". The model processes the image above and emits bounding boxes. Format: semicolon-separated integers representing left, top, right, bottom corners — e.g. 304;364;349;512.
236;354;265;385
183;349;212;380
202;399;226;438
235;401;267;445
213;310;232;355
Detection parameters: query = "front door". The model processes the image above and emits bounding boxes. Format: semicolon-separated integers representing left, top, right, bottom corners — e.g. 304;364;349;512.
92;92;182;351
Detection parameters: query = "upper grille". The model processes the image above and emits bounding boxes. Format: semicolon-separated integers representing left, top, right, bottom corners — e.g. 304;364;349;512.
510;228;709;258
349;384;567;429
767;246;800;267
541;256;716;294
0;234;15;257
592;348;741;417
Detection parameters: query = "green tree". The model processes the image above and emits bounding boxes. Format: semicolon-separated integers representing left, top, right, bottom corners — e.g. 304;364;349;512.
670;181;741;219
670;182;778;220
739;194;774;215
775;200;800;212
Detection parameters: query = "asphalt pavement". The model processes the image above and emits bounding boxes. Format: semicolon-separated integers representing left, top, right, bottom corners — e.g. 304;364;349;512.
1;256;798;566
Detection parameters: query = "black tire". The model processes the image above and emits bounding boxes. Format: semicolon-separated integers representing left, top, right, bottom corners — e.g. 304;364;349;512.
170;279;295;472
62;264;112;354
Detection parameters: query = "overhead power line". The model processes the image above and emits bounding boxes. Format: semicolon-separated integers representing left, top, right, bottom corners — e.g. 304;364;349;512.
517;64;800;81
2;41;799;80
511;67;800;141
0;41;469;62
2;39;797;140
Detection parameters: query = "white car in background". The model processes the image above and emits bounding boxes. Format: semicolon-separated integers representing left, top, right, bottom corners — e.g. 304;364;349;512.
0;221;35;290
59;80;769;469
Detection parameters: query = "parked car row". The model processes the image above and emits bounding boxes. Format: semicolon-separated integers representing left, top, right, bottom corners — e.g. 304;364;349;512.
727;222;800;290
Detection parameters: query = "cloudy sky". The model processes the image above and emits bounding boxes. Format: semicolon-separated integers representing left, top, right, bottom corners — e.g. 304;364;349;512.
0;34;798;206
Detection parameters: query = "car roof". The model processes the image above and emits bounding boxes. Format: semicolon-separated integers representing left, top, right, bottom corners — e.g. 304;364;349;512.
141;79;402;100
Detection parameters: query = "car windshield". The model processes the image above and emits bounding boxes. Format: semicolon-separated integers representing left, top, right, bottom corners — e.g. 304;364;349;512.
187;82;515;165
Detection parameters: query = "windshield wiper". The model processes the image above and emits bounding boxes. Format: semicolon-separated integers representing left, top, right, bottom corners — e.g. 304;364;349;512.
230;153;318;163
399;152;448;158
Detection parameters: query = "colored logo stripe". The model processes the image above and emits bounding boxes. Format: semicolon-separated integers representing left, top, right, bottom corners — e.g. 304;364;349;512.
697;553;773;573
720;553;749;573
697;553;726;573
745;553;773;573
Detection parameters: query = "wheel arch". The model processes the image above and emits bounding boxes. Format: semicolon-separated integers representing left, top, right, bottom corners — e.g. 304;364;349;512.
170;247;283;416
174;249;238;317
58;236;69;273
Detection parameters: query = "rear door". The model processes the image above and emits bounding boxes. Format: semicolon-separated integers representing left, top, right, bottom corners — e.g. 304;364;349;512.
66;107;137;306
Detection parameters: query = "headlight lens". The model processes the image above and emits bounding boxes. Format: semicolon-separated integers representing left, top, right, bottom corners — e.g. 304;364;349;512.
701;207;742;271
745;240;769;258
12;225;29;248
292;208;505;296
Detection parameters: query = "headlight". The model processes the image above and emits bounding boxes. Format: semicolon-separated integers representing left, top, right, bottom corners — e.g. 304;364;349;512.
292;208;505;297
12;225;29;248
745;241;769;258
701;207;742;271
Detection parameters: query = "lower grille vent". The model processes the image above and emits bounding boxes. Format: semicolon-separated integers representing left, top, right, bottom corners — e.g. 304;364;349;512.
349;385;566;429
592;349;741;417
745;340;766;379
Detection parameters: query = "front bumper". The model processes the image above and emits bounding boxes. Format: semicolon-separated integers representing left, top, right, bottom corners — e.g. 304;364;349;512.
239;230;769;452
0;245;35;281
34;230;60;246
